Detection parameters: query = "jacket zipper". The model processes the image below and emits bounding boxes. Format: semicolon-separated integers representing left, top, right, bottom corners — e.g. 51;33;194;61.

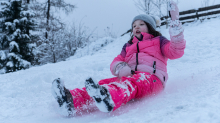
135;41;140;71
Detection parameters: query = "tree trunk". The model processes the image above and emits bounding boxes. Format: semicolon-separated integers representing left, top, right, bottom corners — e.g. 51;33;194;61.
46;0;51;39
159;0;162;17
148;2;150;15
166;1;169;29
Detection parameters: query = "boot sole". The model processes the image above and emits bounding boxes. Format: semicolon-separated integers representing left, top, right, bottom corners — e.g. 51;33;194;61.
52;78;75;116
85;78;114;112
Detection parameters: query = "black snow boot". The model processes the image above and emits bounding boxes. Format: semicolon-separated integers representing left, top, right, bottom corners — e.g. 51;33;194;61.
85;77;114;112
52;78;75;116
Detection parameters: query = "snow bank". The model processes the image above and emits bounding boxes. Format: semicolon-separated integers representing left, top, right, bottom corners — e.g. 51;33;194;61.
68;36;115;60
0;17;220;123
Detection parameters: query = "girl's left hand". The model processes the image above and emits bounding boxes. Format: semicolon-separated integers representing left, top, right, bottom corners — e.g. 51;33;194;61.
169;0;179;21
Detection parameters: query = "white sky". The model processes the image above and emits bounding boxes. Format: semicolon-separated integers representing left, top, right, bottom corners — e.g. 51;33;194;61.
62;0;220;37
1;0;220;36
1;0;219;37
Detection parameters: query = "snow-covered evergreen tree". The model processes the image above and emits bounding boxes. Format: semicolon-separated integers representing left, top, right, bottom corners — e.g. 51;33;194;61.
0;0;37;73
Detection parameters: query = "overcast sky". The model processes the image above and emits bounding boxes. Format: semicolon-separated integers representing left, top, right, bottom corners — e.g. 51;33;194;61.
60;0;220;37
66;0;220;35
1;0;219;36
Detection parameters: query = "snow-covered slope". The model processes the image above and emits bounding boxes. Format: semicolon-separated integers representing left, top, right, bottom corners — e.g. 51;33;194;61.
1;18;220;123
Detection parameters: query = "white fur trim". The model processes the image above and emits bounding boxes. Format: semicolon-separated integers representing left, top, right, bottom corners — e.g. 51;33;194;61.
154;16;161;26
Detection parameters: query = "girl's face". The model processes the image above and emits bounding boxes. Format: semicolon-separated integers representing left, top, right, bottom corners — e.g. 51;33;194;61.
132;20;149;39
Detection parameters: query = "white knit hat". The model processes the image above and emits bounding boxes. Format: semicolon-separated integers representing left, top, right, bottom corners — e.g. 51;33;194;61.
131;14;161;30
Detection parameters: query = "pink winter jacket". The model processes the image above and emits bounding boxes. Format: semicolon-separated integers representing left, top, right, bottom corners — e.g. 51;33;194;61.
110;32;186;84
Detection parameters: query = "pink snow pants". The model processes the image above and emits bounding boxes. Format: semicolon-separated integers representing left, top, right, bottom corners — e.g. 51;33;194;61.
69;72;164;112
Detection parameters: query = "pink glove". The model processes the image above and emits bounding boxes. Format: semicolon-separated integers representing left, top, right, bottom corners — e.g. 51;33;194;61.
115;62;133;78
169;0;179;21
119;65;132;78
169;22;184;37
168;1;183;37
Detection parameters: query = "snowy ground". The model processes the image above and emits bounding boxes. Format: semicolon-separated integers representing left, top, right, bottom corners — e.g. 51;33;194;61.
1;18;220;123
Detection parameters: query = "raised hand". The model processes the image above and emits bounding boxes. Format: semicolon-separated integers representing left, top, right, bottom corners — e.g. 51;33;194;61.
168;0;183;36
169;0;179;21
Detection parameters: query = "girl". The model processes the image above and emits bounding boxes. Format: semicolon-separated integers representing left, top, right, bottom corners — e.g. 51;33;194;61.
52;1;186;116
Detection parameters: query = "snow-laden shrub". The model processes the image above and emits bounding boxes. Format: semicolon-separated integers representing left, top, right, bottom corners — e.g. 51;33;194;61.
69;37;115;59
35;21;95;64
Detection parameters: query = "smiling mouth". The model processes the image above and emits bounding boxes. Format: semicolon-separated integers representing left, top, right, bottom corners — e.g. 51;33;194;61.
136;30;141;33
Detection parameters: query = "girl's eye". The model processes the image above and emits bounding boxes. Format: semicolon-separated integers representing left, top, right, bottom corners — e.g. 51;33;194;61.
133;25;136;28
140;24;144;25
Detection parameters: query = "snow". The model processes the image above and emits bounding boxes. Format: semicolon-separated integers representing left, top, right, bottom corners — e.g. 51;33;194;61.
22;34;30;39
6;61;13;67
13;29;21;36
108;80;132;97
13;19;19;24
5;22;12;27
4;22;16;32
20;11;35;17
85;80;114;113
0;68;6;74
20;17;28;22
168;1;176;11
0;17;220;123
51;78;76;116
10;0;21;2
0;50;6;60
28;43;36;49
7;52;20;60
169;21;184;36
6;53;31;69
20;59;31;68
0;1;10;6
9;41;20;52
67;37;114;59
